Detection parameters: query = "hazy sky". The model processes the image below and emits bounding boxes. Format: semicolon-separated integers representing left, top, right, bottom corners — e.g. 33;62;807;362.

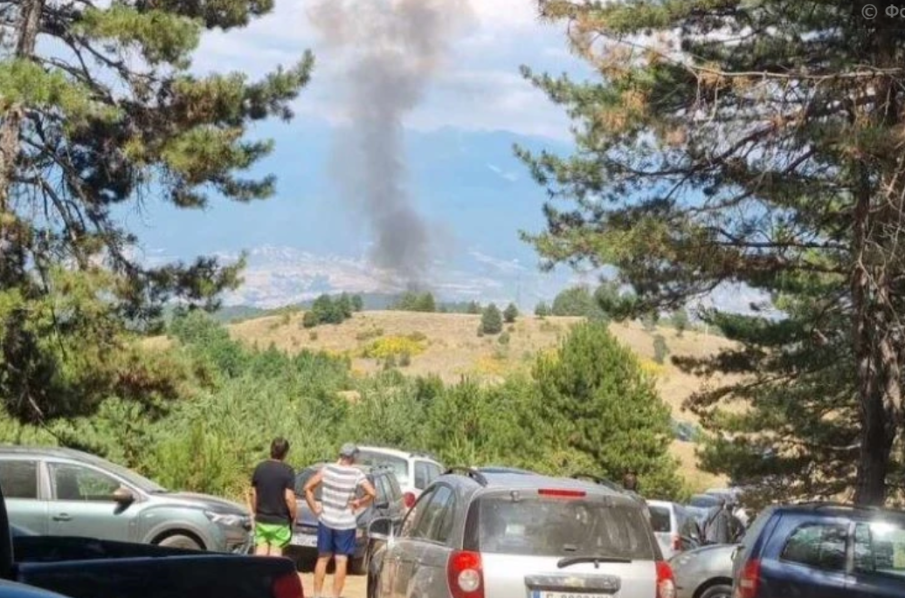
192;0;589;140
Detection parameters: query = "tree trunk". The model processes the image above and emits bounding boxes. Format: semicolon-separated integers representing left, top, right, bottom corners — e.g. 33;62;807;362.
0;0;42;211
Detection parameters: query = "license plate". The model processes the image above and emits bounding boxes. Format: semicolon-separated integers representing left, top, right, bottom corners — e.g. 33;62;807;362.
291;533;317;547
532;593;603;598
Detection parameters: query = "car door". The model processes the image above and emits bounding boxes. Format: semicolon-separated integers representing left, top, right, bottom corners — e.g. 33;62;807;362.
0;458;49;534
46;460;139;542
383;472;406;523
848;519;905;597
765;518;852;598
396;484;456;598
382;487;435;598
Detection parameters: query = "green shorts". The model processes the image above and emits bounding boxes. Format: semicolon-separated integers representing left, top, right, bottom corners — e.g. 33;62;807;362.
255;522;292;548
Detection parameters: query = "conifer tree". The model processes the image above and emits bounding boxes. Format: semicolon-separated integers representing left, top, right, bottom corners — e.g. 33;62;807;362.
0;0;313;421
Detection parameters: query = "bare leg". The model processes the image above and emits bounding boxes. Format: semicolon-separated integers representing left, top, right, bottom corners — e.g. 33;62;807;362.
332;555;348;598
314;554;331;597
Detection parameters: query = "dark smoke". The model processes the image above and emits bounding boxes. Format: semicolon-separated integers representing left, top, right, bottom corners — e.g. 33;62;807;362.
309;0;471;289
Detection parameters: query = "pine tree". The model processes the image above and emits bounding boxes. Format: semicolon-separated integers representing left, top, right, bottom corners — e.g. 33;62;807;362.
351;295;364;312
480;304;503;335
0;0;312;422
522;0;905;505
503;303;519;324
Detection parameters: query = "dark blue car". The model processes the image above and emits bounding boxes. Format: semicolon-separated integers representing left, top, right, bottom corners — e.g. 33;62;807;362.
732;503;905;598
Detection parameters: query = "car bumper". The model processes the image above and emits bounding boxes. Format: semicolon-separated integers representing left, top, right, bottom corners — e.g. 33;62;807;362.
288;527;366;558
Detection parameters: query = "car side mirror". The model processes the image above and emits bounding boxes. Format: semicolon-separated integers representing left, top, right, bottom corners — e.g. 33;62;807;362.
368;517;394;541
112;487;135;505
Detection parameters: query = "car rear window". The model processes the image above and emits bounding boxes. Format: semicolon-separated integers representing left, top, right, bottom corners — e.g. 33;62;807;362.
356;452;410;487
467;494;656;560
648;505;671;532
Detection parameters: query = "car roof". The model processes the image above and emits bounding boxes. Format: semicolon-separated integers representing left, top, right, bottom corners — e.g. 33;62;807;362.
647;499;677;509
442;469;633;499
357;445;440;461
296;461;394;476
0;445;103;463
777;502;905;521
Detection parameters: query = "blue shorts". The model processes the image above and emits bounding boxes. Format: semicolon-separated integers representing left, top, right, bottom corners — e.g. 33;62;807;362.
317;523;356;557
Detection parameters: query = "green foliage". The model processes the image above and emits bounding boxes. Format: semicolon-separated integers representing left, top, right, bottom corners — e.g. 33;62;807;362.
0;0;313;426
503;303;519;323
392;292;436;312
302;311;318;329
351;295;364;312
521;0;905;504
480;304;504;335
534;302;551;317
532;322;683;498
498;332;511;345
355;328;384;341
551;285;610;320
466;301;481;314
302;294;354;328
653;334;669;365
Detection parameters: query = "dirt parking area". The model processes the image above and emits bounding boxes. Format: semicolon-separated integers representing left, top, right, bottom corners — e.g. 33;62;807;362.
293;555;366;598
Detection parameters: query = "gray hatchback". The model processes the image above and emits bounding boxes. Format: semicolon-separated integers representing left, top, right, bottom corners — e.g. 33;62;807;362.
366;467;677;598
0;446;252;553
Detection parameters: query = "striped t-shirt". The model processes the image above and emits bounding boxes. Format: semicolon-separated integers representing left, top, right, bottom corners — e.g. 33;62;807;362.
320;463;367;530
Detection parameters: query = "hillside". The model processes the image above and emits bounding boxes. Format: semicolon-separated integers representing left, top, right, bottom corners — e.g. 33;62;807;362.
153;310;738;491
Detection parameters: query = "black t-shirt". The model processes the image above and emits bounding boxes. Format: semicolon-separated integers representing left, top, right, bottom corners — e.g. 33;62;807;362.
251;460;295;525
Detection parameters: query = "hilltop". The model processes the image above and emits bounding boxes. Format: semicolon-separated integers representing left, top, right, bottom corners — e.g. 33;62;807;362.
150;310;737;491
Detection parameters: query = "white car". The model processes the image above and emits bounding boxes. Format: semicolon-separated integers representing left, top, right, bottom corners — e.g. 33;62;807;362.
354;446;443;509
647;499;701;560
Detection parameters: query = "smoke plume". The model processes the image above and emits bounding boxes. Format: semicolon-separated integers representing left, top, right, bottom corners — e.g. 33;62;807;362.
309;0;471;289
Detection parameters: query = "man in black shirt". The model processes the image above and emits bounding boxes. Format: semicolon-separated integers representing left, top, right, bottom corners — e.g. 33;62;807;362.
248;437;297;556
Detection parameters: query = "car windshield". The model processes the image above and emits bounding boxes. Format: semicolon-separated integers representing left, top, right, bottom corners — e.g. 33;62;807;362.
690;494;721;508
648;505;671;532
471;494;656;560
355;452;409;486
97;459;167;493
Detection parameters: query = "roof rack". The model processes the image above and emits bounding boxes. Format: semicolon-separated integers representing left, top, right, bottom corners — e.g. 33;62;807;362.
444;466;488;487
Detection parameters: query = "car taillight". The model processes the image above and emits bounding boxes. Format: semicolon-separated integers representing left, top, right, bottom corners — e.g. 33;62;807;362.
273;571;304;598
655;561;676;598
403;491;416;509
735;559;760;598
538;489;586;498
447;550;483;598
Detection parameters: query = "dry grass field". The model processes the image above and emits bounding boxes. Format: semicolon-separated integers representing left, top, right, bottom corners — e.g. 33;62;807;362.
154;310;740;490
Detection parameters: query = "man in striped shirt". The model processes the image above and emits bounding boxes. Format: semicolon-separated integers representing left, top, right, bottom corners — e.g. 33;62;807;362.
304;443;376;598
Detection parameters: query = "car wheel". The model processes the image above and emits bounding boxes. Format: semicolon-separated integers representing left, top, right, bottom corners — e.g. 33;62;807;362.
699;583;732;598
157;533;203;551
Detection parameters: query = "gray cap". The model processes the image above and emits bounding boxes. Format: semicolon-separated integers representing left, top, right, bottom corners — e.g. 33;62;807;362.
339;443;359;458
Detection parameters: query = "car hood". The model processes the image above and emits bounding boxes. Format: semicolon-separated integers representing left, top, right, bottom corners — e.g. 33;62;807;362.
154;492;248;515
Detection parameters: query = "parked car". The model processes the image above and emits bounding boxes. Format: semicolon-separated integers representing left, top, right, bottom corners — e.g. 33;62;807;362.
731;502;905;598
691;493;725;510
670;543;738;598
365;467;677;598
354;446;443;508
0;478;302;598
0;446;251;553
648;499;705;559
473;466;535;475
288;462;405;574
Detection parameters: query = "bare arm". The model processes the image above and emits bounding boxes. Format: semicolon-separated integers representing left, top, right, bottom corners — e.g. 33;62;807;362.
304;469;324;516
284;488;298;524
351;478;377;511
246;487;256;518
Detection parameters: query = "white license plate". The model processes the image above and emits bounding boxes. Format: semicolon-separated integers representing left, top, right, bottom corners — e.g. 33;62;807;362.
291;533;317;547
532;593;603;598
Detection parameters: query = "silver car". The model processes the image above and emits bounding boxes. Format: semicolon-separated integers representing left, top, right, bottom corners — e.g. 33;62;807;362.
669;543;738;598
0;446;252;553
366;467;677;598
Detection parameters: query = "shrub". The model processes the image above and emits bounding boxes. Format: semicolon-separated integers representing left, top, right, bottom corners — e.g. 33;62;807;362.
498;332;511;345
534;302;551;317
399;352;412;367
355;328;384;341
351;295;364;312
302;311;318;329
407;331;428;342
653;334;669;364
504;303;519;323
480;304;503;335
360;336;426;359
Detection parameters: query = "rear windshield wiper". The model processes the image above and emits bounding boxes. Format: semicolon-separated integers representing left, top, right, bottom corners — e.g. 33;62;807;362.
557;555;632;568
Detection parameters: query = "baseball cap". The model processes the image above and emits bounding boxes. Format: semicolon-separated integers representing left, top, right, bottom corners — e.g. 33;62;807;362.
339;443;359;458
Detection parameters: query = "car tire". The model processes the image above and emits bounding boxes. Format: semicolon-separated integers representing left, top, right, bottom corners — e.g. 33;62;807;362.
699;583;732;598
156;533;203;551
350;552;367;576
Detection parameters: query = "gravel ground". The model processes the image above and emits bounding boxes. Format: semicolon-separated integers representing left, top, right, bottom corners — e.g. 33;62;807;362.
292;553;366;598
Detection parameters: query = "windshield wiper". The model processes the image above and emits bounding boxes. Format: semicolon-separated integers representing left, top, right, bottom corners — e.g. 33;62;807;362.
557;555;632;568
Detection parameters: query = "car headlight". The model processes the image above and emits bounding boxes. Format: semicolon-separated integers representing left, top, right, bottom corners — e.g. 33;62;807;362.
205;511;249;528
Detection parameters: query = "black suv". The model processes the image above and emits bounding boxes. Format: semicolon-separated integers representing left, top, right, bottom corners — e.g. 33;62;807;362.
731;502;905;598
287;463;405;574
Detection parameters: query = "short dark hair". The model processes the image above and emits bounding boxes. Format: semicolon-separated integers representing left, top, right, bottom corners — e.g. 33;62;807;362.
271;437;290;460
623;472;638;491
